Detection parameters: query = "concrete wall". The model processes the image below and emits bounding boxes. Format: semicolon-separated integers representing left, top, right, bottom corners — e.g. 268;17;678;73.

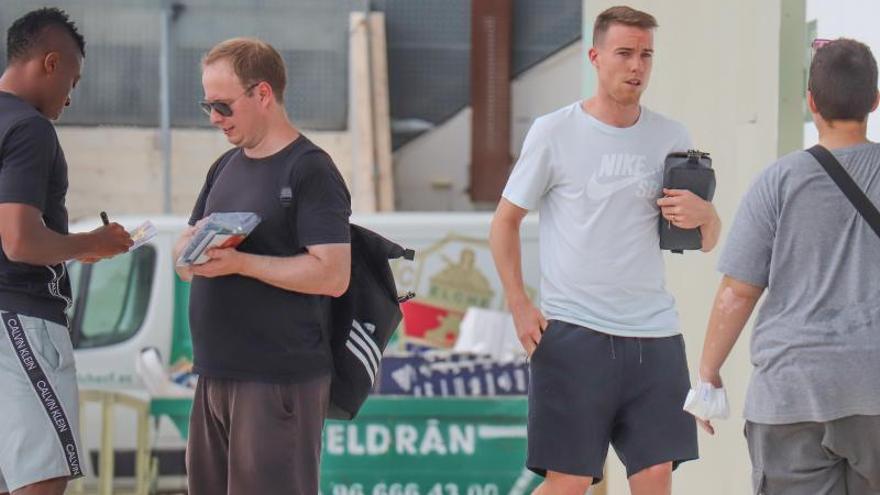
58;126;350;222
578;1;803;494
57;37;585;219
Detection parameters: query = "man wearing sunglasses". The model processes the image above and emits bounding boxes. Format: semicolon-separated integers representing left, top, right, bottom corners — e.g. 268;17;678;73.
696;38;880;494
174;38;351;495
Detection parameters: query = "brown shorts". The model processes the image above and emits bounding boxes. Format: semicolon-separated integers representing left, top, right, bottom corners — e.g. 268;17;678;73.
186;374;331;495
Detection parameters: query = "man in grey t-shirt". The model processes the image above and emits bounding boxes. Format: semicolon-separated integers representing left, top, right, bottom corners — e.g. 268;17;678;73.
696;39;880;495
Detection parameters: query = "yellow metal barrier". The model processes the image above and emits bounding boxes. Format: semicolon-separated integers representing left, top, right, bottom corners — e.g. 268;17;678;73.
70;390;154;495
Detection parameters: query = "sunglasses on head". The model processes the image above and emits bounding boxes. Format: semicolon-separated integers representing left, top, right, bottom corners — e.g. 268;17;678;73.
811;38;832;55
199;82;260;117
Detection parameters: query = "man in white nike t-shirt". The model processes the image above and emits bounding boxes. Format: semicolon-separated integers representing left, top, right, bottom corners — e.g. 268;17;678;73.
489;6;720;495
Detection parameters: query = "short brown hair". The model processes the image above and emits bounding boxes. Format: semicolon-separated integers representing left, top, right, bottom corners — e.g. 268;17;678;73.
593;6;657;45
809;38;878;122
203;37;286;102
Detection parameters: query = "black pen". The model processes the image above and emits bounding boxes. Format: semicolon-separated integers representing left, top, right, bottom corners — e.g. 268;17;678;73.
100;211;109;226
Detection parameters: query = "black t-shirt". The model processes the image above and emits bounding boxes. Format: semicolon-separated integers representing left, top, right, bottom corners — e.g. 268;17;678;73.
188;135;351;382
0;91;71;326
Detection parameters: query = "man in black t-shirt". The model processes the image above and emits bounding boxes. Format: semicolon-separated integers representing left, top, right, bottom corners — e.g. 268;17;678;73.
174;38;351;495
0;8;132;495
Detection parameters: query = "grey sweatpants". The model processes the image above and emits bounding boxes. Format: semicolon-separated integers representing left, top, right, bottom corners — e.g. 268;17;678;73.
746;415;880;495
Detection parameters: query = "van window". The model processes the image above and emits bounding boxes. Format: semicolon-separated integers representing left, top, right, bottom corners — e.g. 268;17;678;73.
68;246;156;348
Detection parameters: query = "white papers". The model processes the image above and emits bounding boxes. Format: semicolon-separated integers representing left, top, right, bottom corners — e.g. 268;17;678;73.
128;220;157;252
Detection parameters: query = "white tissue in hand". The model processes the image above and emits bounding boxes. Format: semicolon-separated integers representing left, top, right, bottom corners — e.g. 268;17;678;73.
683;379;730;420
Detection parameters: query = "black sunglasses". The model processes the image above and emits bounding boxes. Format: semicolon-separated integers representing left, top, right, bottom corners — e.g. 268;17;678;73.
199;82;260;117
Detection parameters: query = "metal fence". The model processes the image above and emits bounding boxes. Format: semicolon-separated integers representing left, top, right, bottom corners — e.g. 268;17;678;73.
0;0;358;129
0;0;581;139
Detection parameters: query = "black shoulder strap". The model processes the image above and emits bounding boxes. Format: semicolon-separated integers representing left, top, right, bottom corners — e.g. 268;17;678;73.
191;149;237;223
806;144;880;240
280;137;324;206
206;148;238;188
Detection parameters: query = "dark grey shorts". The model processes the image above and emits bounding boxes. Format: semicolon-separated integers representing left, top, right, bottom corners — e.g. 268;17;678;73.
746;416;880;495
527;320;698;483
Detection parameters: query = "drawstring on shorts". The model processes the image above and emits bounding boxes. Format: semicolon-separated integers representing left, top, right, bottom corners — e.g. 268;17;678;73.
608;334;645;363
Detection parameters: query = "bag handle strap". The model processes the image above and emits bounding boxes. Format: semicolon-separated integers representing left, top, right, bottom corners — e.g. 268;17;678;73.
806;144;880;240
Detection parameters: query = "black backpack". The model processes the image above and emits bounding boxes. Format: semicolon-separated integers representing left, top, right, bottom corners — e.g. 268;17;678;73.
325;225;414;419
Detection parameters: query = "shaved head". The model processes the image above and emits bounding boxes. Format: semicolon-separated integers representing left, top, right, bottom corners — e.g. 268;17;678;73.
6;7;85;64
1;8;85;120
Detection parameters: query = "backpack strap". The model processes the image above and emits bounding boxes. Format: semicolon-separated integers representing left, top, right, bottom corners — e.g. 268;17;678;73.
190;148;237;224
204;148;238;192
280;141;325;208
278;138;328;246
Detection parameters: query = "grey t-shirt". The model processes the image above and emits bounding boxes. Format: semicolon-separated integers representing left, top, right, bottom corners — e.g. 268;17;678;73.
719;143;880;424
502;102;692;337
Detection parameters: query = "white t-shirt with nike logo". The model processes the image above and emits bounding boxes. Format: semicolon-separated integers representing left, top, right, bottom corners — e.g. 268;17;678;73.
502;102;691;337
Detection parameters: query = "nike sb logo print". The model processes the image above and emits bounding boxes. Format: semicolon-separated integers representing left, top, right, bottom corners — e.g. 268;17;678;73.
586;153;659;200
